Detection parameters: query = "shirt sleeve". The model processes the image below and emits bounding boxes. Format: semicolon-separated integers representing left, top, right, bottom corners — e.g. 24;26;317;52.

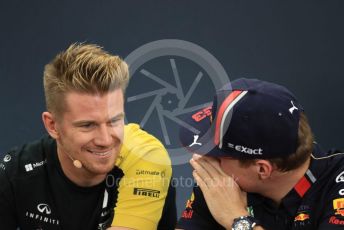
317;170;344;229
176;185;225;230
111;124;173;230
0;159;17;229
157;181;177;230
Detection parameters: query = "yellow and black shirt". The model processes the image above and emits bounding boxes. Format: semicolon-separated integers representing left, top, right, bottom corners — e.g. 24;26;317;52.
0;123;176;230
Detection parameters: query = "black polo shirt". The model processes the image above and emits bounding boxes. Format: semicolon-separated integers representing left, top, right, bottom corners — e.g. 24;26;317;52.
177;144;344;230
0;136;122;230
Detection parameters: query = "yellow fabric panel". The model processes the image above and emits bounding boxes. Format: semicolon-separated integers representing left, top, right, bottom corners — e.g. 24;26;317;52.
112;213;156;230
112;123;172;230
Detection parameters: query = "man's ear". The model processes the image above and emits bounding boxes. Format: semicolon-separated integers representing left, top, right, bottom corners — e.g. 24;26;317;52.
42;112;59;139
255;160;273;180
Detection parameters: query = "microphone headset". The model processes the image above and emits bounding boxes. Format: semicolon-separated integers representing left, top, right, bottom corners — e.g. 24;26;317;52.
55;131;83;169
65;153;83;169
60;145;83;169
72;158;83;169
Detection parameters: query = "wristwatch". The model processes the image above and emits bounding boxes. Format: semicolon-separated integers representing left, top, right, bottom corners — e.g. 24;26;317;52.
232;215;260;230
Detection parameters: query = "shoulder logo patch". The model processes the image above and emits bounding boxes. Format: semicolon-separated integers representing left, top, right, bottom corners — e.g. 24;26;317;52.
3;154;11;162
336;171;344;183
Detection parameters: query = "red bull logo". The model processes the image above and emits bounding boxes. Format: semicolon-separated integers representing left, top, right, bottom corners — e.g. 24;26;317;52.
329;216;344;225
333;198;344;217
186;199;193;209
294;213;310;221
182;210;193;219
185;192;195;209
335;209;344;217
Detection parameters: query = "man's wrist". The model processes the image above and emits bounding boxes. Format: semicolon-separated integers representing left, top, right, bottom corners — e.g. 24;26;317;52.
224;210;250;229
230;215;262;230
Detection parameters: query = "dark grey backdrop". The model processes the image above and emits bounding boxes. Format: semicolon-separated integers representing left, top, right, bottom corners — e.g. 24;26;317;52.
1;0;343;218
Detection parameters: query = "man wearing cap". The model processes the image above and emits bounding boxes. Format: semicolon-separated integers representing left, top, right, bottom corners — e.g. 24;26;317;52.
177;78;344;230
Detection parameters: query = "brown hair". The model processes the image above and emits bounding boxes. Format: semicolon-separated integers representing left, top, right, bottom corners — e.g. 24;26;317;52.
239;112;314;171
43;43;129;117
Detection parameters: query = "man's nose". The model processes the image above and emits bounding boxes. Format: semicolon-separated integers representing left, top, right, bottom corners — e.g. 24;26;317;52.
94;125;113;147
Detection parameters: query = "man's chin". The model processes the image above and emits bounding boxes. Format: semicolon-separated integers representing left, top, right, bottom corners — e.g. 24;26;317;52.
82;153;118;174
94;164;115;174
82;161;114;176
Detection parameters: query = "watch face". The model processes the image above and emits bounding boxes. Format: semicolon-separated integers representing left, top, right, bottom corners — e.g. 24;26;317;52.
233;219;252;230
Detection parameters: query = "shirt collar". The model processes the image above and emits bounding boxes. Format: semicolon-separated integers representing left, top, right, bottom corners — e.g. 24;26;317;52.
281;143;328;215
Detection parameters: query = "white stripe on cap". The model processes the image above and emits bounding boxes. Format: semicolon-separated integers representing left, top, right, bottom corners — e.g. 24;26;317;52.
219;90;248;148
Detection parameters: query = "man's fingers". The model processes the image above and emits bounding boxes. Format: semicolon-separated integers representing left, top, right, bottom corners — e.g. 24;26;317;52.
192;170;209;191
200;155;228;177
190;158;211;182
192;154;226;178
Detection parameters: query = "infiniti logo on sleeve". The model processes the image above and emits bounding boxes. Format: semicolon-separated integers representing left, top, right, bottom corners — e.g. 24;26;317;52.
37;203;52;215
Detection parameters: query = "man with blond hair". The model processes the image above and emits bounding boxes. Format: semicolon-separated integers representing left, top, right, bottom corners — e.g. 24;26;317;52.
0;43;176;229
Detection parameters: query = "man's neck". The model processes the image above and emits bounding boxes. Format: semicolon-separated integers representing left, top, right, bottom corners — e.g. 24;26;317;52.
260;158;311;205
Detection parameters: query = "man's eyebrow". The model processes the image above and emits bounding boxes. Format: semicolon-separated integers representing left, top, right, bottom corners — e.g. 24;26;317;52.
72;120;95;126
72;113;125;126
109;113;125;121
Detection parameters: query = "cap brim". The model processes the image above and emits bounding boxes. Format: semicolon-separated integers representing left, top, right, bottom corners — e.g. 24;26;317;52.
178;106;256;159
178;107;227;157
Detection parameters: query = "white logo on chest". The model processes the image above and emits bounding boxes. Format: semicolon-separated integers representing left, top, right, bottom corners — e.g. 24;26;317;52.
37;203;51;215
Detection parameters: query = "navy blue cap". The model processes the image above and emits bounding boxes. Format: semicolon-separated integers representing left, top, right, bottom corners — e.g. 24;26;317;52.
179;78;303;159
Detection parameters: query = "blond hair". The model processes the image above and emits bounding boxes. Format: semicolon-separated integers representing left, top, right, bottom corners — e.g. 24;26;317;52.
43;43;129;116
